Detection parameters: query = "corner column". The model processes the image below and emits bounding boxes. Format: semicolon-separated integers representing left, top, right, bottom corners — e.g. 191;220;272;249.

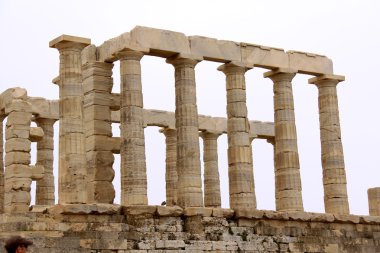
0;116;4;213
166;56;203;208
35;118;56;205
160;128;178;206
264;68;304;212
50;35;90;204
118;50;148;206
309;74;349;214
200;131;222;208
218;62;256;210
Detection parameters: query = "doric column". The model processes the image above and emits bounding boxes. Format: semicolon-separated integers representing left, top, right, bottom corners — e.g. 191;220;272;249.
35;118;56;205
50;35;90;204
218;62;256;210
264;68;304;212
200;131;222;208
160;128;178;206
368;187;380;216
118;50;148;206
0;116;4;213
309;74;349;214
166;56;203;208
83;62;115;204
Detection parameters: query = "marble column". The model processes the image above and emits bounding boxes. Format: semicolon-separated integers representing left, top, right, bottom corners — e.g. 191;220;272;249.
50;35;90;204
166;56;203;208
264;68;304;212
82;61;115;204
160;128;178;206
118;50;148;206
200;131;222;208
0;116;4;213
368;187;380;216
309;74;349;214
218;62;256;210
35;118;56;205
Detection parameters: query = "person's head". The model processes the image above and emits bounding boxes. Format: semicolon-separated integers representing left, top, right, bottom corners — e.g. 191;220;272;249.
4;236;33;253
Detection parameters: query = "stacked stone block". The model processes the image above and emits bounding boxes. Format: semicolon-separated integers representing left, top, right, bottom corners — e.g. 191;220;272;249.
50;35;90;204
264;69;304;212
167;56;204;208
4;99;44;212
200;131;222;207
83;61;115;203
218;62;256;210
309;74;349;214
161;128;178;206
118;50;148;205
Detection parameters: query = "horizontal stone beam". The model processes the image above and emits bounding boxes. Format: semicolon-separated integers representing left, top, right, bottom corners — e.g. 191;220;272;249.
96;26;333;75
3;92;274;139
110;109;274;140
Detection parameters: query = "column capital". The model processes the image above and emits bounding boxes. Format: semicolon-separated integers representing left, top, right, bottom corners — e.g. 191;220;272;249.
35;117;58;125
166;53;202;67
199;130;222;140
266;137;275;145
115;50;144;61
308;74;345;86
264;68;297;82
49;34;91;51
217;61;251;75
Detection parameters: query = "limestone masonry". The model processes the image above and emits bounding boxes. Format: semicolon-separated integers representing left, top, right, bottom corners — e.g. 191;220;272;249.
0;26;380;252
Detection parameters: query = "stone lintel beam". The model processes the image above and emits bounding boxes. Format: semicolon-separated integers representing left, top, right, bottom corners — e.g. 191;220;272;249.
49;34;91;50
97;26;333;75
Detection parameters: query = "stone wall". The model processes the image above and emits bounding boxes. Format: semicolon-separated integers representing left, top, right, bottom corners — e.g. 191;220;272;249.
1;205;380;253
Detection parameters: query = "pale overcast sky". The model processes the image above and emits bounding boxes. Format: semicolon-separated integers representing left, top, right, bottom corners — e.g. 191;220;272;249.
1;0;379;215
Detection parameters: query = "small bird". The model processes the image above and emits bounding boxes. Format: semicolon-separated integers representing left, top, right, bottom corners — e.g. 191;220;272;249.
161;201;166;206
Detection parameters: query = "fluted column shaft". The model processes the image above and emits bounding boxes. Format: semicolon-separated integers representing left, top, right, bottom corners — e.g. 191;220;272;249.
83;62;115;204
218;62;256;210
119;51;148;205
35;118;56;205
265;69;303;212
50;37;90;204
200;131;221;208
166;56;203;208
309;74;349;214
161;128;178;206
0;116;4;213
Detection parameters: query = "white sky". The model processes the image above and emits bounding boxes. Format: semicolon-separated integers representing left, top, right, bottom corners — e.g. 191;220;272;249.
1;0;379;215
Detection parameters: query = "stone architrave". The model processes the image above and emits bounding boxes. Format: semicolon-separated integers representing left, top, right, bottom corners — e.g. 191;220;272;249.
160;128;178;206
35;118;56;205
50;35;90;204
83;62;115;204
218;62;256;210
264;68;304;212
200;131;222;208
0;116;4;213
117;50;148;206
166;55;204;208
309;74;349;214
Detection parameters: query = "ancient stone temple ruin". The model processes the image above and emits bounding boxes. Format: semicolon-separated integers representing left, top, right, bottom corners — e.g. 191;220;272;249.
1;26;380;252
